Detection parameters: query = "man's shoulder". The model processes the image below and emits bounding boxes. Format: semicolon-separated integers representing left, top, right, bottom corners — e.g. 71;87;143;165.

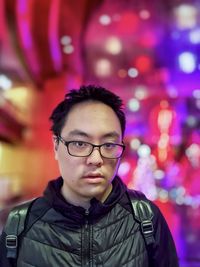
127;188;147;199
2;196;51;239
0;198;34;233
127;189;161;219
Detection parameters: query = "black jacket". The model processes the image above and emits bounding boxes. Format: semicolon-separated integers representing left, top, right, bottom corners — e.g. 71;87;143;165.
0;176;179;267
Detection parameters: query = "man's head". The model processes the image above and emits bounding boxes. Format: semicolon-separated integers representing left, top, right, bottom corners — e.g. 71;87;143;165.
49;85;126;208
49;85;126;138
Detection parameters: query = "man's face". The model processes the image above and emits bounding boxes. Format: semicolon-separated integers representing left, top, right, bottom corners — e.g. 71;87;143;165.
53;101;123;206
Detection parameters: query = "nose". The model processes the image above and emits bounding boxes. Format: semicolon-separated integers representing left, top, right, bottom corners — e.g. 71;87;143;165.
86;147;103;166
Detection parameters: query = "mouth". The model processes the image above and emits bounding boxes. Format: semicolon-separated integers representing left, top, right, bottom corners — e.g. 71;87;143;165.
83;173;104;178
82;173;104;183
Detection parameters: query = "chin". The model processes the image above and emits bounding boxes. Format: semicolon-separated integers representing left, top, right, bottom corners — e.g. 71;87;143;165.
86;185;111;201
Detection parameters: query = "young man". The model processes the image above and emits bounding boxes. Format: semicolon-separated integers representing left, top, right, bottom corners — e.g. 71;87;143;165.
0;85;179;266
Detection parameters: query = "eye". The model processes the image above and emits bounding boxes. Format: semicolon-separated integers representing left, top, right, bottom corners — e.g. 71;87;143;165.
103;143;116;149
71;141;88;148
72;141;85;147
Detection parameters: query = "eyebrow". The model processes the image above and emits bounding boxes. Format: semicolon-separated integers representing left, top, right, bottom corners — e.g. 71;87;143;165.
67;130;89;138
66;130;121;139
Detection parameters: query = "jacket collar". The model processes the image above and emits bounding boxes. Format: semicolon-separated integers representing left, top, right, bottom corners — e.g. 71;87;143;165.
43;176;127;223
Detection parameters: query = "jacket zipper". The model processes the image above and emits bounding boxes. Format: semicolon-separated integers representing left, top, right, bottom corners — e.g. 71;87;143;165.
82;209;91;267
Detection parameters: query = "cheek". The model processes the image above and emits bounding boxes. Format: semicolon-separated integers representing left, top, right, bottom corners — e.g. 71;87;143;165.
107;159;120;173
58;156;84;175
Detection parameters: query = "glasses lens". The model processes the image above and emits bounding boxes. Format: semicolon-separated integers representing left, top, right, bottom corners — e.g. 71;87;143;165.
68;141;93;156
100;144;123;158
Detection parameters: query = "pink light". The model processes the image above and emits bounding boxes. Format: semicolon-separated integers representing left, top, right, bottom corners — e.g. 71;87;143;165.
16;0;40;75
48;0;62;72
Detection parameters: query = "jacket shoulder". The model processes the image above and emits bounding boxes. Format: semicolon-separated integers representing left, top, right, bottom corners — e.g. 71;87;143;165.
127;188;147;200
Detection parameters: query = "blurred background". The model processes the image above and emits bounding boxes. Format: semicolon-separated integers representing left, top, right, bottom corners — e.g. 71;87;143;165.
0;0;200;266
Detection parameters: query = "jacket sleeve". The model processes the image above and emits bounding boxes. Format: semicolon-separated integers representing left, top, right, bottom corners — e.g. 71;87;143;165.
148;202;180;267
0;231;14;267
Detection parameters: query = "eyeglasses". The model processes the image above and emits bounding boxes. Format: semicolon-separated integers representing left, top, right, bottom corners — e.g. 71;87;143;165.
57;136;125;159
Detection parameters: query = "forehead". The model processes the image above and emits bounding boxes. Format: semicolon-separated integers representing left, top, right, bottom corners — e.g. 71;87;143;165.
61;101;122;138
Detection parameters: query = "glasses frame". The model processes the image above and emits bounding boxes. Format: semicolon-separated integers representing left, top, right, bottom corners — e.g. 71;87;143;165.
57;136;125;159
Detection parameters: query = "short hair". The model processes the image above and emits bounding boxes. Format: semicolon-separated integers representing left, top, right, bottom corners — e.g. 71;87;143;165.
49;85;126;137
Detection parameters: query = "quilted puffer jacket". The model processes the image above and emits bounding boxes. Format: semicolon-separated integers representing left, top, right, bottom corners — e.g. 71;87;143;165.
0;176;179;267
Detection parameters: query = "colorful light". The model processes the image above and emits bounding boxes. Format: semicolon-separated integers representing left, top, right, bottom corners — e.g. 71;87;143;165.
130;138;141;150
99;14;111;25
0;75;12;90
166;85;178;98
196;99;200;109
134;85;148;100
135;55;153;73
60;35;72;45
159;189;169;202
128;68;139;78
186;115;197;128
118;161;131;176
48;0;62;71
189;29;200;44
118;69;127;78
154;169;165;180
128;98;140;112
193;89;200;99
63;45;74;54
139;9;151;20
173;4;198;30
178;52;196;73
95;58;112;77
117;11;139;34
137;144;151;158
105;36;122;55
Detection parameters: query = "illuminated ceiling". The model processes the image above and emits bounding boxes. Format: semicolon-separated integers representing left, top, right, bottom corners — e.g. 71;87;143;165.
0;0;200;142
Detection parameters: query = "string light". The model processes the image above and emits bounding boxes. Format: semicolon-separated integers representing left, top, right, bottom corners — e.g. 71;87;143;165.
63;45;74;54
173;4;198;30
178;52;196;73
95;58;112;77
128;98;140;112
99;14;111;25
128;68;139;78
0;75;12;90
105;36;122;55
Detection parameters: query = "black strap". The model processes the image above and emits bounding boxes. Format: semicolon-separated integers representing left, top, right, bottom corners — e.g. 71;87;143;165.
127;190;155;246
4;197;51;261
4;200;34;259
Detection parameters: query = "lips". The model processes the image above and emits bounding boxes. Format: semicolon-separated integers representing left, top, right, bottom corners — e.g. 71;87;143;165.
83;173;104;179
82;173;104;184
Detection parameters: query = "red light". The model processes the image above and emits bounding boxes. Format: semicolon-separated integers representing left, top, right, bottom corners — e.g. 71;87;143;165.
118;12;139;34
135;55;153;73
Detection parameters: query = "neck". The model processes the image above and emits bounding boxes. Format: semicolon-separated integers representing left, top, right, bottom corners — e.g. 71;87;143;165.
61;183;113;210
96;183;113;203
60;186;91;209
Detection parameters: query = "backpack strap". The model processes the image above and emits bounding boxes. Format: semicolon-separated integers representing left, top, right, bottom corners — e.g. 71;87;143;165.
4;199;35;259
127;190;155;246
4;197;50;262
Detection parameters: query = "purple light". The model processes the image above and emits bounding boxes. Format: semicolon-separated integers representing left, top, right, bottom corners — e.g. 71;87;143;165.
48;0;62;72
17;0;40;75
18;0;27;13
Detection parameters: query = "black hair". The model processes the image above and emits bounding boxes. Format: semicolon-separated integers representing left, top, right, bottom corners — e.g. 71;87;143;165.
49;85;126;137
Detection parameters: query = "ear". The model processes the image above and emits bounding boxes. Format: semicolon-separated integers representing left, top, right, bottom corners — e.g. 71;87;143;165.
52;135;59;160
